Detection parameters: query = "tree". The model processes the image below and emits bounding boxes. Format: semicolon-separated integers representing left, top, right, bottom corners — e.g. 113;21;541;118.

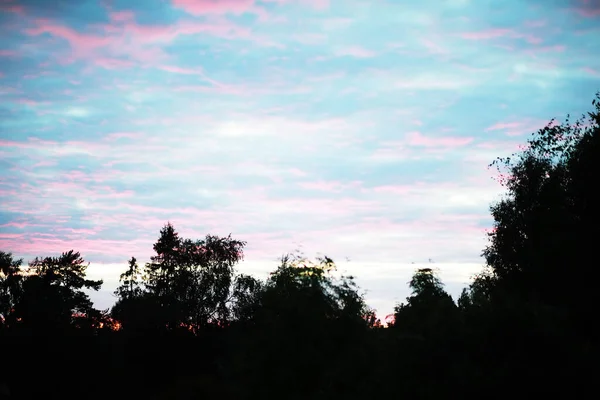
229;273;263;323
224;253;377;399
483;92;600;325
450;93;600;396
11;250;103;334
252;253;375;327
118;223;247;332
391;268;457;338
115;257;142;300
0;251;23;330
176;233;246;327
457;267;495;311
144;222;182;301
111;256;160;334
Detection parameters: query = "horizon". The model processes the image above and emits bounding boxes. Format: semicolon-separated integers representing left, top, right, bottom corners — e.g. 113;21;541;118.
1;0;600;319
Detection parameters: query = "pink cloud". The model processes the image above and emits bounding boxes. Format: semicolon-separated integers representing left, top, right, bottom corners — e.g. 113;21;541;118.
26;21;111;52
0;2;23;14
171;0;272;19
526;44;566;54
56;228;99;236
460;28;513;40
159;65;204;75
104;132;143;140
370;185;413;195
485;119;557;137
485;122;523;131
582;67;600;77
16;98;46;106
0;221;40;229
23;14;267;67
334;46;376;58
0;138;58;149
306;0;329;10
95;58;135;69
260;0;330;10
109;10;135;22
320;17;353;30
32;160;56;168
0;188;18;197
288;168;308;177
293;33;327;45
172;0;256;15
0;236;153;263
459;28;542;44
298;180;361;192
406;131;473;148
369;142;409;162
0;233;24;240
421;39;448;56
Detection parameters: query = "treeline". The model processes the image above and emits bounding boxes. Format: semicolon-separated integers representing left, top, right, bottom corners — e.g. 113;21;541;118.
1;93;599;399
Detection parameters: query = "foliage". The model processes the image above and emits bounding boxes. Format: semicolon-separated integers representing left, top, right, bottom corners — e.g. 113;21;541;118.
484;92;600;326
0;251;23;330
391;268;458;339
5;250;103;334
112;223;247;332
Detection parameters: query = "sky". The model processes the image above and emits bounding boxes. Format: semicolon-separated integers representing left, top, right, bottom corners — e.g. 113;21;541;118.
1;0;599;319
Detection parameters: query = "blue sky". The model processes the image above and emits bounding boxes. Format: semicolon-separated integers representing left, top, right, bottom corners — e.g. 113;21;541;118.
1;0;599;318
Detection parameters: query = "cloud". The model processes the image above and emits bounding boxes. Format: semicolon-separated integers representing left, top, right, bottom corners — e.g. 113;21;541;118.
2;0;599;319
25;21;111;52
171;0;259;16
582;67;600;77
485;119;555;136
395;74;474;90
459;28;541;44
170;0;330;18
22;11;271;67
334;46;376;58
406;131;473;148
0;2;24;14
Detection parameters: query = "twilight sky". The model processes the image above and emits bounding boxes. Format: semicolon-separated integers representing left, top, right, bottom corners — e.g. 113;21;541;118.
1;0;599;318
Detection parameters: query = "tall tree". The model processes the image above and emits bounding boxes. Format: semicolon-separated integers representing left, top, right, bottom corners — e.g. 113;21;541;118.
11;250;103;333
483;92;600;322
139;223;247;330
391;268;457;338
145;222;182;300
229;273;263;323
224;253;377;399
177;234;246;327
0;251;23;330
115;257;142;300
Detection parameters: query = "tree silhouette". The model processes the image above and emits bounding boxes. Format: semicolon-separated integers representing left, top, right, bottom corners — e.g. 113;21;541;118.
230;273;263;323
483;92;600;335
223;253;377;399
0;251;23;331
9;250;102;334
115;256;142;300
391;268;457;337
112;223;247;333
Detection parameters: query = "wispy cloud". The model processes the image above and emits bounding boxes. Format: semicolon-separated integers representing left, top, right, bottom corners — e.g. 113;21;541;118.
1;0;599;317
334;45;376;58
